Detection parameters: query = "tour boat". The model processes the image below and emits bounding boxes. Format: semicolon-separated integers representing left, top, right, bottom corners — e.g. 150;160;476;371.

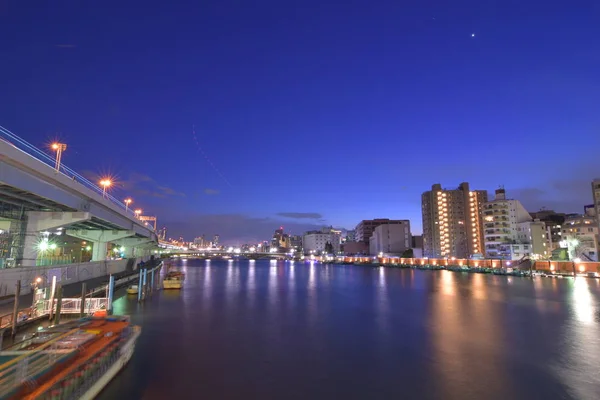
126;285;139;295
162;271;185;290
0;315;140;400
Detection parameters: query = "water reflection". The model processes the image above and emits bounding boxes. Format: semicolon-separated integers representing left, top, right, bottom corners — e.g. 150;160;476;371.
572;277;594;325
100;260;600;400
376;267;390;334
554;277;600;399
440;270;455;296
472;273;487;300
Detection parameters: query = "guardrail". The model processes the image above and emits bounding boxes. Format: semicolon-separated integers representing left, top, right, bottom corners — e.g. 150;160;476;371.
1;261;162;331
40;298;108;315
0;125;151;226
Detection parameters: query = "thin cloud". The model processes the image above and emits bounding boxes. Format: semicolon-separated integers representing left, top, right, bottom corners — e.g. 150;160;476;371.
508;179;592;214
204;188;220;195
276;212;323;219
157;186;186;197
120;171;186;199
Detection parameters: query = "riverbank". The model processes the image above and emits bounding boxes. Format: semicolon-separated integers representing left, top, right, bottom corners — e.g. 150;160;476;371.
326;260;598;279
0;259;162;337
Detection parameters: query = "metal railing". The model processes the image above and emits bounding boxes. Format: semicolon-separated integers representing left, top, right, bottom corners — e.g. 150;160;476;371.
0;125;152;228
39;298;108;315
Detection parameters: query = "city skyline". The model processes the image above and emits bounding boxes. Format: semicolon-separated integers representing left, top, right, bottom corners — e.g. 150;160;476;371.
1;1;599;241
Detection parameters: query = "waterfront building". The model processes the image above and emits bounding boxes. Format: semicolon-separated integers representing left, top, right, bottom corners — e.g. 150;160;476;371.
560;206;599;261
529;209;566;250
193;235;208;248
369;221;411;256
303;227;341;254
411;235;423;251
212;234;220;248
271;227;291;251
289;235;303;253
482;189;549;260
593;179;600;233
355;219;408;243
421;182;488;259
342;241;368;255
344;230;356;242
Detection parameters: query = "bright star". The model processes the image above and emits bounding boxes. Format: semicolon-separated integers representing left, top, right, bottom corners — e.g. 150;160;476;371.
471;33;476;37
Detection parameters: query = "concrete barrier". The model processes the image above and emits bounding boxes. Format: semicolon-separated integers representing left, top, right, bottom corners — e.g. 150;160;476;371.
0;257;150;297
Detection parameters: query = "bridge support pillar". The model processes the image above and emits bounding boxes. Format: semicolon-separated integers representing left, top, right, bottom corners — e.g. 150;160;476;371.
20;211;91;267
112;237;154;258
66;229;134;261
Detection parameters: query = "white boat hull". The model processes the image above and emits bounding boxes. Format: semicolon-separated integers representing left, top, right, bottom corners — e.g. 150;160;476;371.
80;326;141;400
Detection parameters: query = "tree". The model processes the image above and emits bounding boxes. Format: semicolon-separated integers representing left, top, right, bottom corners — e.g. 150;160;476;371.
324;242;334;255
401;248;414;258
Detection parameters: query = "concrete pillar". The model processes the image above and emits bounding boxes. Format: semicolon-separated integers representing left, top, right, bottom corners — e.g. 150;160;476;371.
92;242;108;261
112;237;154;259
20;211;91;267
66;229;134;261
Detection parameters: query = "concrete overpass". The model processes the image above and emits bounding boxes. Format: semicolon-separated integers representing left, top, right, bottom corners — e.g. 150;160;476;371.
0;126;158;294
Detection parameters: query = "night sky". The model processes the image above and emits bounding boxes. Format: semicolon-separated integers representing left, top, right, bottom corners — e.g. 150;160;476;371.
1;1;599;243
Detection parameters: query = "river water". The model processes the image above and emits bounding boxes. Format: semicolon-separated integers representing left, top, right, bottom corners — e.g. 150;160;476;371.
99;258;600;399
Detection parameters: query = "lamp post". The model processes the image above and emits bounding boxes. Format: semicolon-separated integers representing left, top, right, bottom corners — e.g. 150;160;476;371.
124;198;132;212
134;209;142;219
100;179;112;198
51;143;67;171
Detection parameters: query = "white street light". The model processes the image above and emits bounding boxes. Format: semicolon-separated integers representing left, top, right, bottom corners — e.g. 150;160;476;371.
100;179;112;197
51;143;67;171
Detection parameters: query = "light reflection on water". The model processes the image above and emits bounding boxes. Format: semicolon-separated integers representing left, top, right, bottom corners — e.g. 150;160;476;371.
100;260;600;400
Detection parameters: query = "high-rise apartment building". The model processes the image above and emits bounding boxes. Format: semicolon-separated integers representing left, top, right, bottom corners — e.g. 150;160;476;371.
483;189;549;260
421;182;488;258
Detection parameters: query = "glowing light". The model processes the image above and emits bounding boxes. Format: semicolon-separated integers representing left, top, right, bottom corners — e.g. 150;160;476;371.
38;240;49;252
100;178;112;197
49;243;57;250
35;277;42;284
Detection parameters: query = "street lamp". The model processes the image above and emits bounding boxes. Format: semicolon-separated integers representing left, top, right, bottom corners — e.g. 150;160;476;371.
51;143;67;171
99;179;112;197
124;198;132;212
134;209;142;219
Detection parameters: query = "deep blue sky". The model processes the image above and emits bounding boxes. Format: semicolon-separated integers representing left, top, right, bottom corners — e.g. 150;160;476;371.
1;1;599;243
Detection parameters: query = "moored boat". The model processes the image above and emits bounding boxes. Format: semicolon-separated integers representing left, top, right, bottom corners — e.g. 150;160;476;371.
0;315;140;400
162;270;185;290
126;285;139;295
